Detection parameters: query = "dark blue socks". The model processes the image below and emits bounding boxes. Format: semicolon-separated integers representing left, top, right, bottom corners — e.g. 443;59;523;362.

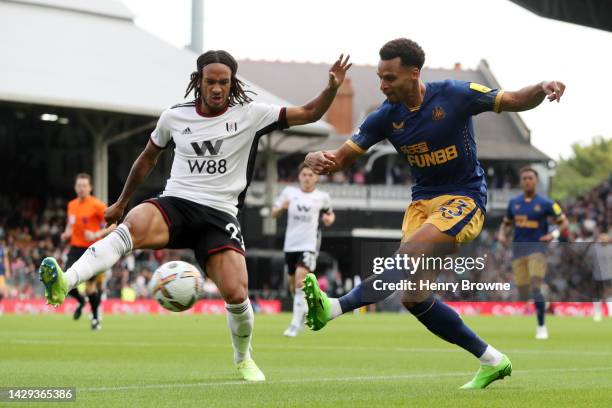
532;289;545;326
409;297;488;358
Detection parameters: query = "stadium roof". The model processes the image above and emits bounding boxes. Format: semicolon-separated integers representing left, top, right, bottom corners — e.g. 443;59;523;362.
237;59;551;162
510;0;612;32
0;0;331;136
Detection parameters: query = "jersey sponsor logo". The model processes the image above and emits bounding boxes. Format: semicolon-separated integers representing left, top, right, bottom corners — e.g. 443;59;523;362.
187;159;227;174
432;106;446;121
182;127;192;135
514;215;539;229
469;83;492;93
191;140;223;156
401;142;428;155
401;142;458;168
296;204;311;212
225;122;238;132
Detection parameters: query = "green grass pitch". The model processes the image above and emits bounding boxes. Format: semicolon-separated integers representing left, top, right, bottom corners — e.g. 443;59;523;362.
1;313;611;407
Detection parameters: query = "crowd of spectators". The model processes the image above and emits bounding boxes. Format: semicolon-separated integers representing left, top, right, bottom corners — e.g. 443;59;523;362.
440;176;611;302
1;174;609;303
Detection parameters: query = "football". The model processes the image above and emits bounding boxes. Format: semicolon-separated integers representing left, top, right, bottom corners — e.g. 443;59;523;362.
150;261;203;312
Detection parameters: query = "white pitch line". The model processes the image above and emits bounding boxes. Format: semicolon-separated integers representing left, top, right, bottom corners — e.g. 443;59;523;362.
80;366;612;393
8;339;612;356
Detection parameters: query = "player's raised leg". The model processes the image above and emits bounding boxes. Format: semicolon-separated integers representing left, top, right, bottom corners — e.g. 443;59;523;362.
304;222;512;389
204;249;265;382
39;203;168;306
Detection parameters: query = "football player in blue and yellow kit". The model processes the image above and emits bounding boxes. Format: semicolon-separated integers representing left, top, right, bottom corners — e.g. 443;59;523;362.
498;167;568;340
303;38;566;389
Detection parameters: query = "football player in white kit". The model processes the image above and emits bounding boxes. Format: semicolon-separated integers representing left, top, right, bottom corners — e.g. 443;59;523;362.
38;50;351;381
272;163;335;337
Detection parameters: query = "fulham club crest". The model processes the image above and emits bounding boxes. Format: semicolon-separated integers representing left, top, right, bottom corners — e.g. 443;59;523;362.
226;122;238;132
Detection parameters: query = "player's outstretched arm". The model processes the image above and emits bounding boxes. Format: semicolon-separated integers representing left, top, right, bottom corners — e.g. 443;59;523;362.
285;54;352;126
305;143;360;175
271;201;289;218
500;81;565;112
497;219;512;246
105;140;164;224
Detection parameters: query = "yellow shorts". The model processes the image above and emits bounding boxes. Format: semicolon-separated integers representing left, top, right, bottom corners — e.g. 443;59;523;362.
512;252;547;286
87;274;105;286
401;195;484;243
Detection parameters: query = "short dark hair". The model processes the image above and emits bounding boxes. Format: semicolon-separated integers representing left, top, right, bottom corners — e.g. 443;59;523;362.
298;162;312;174
75;173;92;184
519;167;538;178
184;50;253;106
379;38;425;69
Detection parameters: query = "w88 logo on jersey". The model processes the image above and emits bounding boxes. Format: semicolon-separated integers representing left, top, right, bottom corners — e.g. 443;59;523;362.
187;159;227;174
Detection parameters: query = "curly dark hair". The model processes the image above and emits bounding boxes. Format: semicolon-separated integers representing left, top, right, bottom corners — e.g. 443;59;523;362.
184;50;254;106
379;38;425;69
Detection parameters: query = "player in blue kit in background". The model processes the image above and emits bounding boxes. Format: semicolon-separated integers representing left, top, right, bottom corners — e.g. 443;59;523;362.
498;167;568;339
304;38;566;389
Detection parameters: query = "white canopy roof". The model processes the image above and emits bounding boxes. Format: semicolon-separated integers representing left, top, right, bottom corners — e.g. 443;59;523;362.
0;0;332;136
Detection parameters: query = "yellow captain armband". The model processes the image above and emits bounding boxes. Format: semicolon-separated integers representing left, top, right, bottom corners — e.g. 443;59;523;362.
345;140;367;155
469;83;492;93
552;202;563;216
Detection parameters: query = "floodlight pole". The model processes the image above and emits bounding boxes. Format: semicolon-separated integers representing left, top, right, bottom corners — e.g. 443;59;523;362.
190;0;204;53
262;133;279;235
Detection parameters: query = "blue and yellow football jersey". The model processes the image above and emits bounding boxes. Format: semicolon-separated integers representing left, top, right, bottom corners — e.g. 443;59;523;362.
506;193;564;256
347;80;503;211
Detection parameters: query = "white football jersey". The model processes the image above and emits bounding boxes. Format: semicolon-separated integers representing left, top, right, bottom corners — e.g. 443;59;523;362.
275;186;332;252
151;101;286;217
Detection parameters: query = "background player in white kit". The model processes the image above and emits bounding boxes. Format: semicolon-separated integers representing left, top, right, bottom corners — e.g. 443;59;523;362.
272;163;335;337
38;50;351;381
588;233;612;321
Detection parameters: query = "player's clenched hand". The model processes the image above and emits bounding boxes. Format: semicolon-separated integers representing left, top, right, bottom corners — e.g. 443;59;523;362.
541;81;565;102
305;151;336;175
328;54;352;90
105;202;126;224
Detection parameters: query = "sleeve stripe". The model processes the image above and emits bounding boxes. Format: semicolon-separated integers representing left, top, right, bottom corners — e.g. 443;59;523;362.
345;140;367;154
494;90;505;113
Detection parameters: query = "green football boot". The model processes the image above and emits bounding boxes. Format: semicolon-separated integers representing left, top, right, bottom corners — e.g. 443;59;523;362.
460;355;512;389
302;273;332;331
38;257;68;307
236;358;265;382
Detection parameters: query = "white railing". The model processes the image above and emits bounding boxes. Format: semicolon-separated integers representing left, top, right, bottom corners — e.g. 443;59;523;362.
246;182;520;212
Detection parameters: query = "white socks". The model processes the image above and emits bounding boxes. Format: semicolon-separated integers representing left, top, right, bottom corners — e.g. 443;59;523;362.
594;301;602;319
226;298;254;364
65;224;133;289
607;299;612;317
291;288;307;328
478;345;504;366
328;298;342;320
